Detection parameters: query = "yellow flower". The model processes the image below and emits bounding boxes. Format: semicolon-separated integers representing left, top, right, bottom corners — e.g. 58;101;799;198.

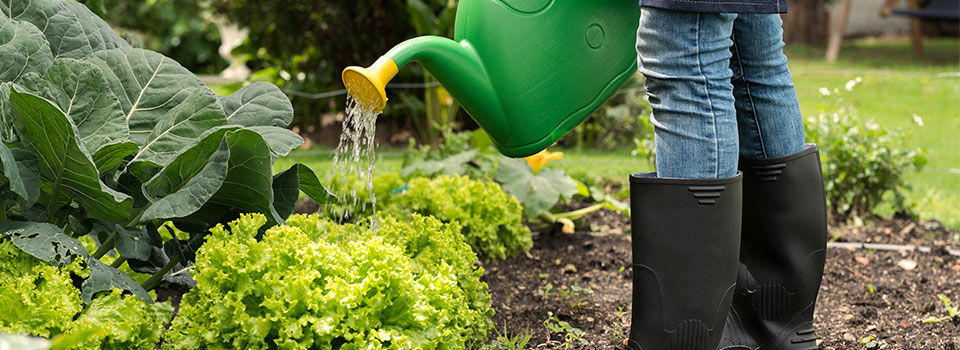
558;218;575;234
525;149;564;172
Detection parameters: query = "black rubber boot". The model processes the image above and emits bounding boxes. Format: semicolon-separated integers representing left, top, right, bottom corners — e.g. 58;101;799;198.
627;172;743;350
719;144;828;350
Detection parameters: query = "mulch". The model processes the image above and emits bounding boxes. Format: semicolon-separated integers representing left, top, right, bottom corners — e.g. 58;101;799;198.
483;207;960;349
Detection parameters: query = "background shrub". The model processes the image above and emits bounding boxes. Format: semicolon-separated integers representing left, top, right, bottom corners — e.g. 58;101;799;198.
209;0;466;136
166;213;493;349
79;0;228;74
805;106;926;221
557;75;651;151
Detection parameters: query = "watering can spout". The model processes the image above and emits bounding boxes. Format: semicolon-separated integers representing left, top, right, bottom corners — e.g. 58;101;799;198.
342;35;508;138
342;56;399;113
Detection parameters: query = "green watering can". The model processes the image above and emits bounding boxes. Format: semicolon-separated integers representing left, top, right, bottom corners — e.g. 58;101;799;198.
343;0;640;157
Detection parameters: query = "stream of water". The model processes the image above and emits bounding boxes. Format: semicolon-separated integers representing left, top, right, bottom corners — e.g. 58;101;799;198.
329;95;379;236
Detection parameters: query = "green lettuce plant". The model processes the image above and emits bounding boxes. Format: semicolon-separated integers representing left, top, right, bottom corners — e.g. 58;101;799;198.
0;240;173;349
383;175;531;261
165;213;494;349
0;0;331;302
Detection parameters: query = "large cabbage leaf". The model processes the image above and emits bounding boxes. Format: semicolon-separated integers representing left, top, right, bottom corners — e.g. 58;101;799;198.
8;87;132;223
0;16;53;83
0;0;130;59
0;0;330;302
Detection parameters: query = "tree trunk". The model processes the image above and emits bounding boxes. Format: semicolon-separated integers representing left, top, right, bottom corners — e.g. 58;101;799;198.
781;0;827;44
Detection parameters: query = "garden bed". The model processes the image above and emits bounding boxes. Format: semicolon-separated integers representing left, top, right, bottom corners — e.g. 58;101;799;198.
482;209;960;349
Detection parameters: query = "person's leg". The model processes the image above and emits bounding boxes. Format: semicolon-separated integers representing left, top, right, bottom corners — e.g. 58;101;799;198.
629;8;743;350
729;13;805;160
636;8;739;179
720;14;827;350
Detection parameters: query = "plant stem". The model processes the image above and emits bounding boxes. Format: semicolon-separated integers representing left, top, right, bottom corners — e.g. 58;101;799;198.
123;210;144;227
553;203;606;221
141;255;182;291
110;256;126;269
92;231;117;259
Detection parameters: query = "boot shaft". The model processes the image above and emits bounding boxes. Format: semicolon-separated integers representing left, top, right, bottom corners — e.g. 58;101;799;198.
720;144;828;350
629;172;743;350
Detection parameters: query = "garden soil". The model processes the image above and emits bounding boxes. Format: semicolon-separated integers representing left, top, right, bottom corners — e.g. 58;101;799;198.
483;209;960;349
186;199;960;348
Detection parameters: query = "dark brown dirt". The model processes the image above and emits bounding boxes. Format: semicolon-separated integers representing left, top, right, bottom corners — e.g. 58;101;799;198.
482;209;960;349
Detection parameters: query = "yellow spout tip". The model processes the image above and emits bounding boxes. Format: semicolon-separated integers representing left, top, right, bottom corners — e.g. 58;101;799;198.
342;67;387;112
341;56;399;113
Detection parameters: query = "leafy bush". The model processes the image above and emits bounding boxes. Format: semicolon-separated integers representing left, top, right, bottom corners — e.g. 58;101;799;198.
0;240;173;349
0;0;330;301
401;129;499;181
805;106;926;220
82;0;228;74
209;0;458;132
165;213;494;349
383;175;531;261
557;75;651;150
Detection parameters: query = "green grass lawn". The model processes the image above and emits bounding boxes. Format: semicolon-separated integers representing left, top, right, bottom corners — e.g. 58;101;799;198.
277;38;959;227
787;38;959;228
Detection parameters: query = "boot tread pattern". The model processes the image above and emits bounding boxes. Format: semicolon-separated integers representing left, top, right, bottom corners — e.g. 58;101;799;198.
673;319;709;350
789;326;818;345
751;283;790;320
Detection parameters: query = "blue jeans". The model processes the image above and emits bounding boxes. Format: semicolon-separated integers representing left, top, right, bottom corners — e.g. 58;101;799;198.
636;7;805;179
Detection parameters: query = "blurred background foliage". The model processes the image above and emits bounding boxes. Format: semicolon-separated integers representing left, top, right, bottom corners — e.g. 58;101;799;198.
209;0;471;146
78;0;228;74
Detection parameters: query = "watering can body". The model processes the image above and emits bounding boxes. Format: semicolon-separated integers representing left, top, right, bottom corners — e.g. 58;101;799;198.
343;0;640;157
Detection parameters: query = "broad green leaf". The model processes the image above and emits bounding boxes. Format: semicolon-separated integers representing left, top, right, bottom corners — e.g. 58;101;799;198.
0;141;33;204
0;82;13;141
86;48;215;146
112;225;151;261
128;88;226;168
10;148;39;207
0;0;60;23
0;220;85;266
247;125;303;157
139;128;233;222
8;88;132;222
206;129;282;224
535;168;579;203
91;141;136;175
495;157;578;218
401;149;477;177
219;81;293;128
1;0;129;59
271;166;299;219
17;58;129;153
81;257;151;303
272;163;335;218
495;157;533;198
0;16;53;82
